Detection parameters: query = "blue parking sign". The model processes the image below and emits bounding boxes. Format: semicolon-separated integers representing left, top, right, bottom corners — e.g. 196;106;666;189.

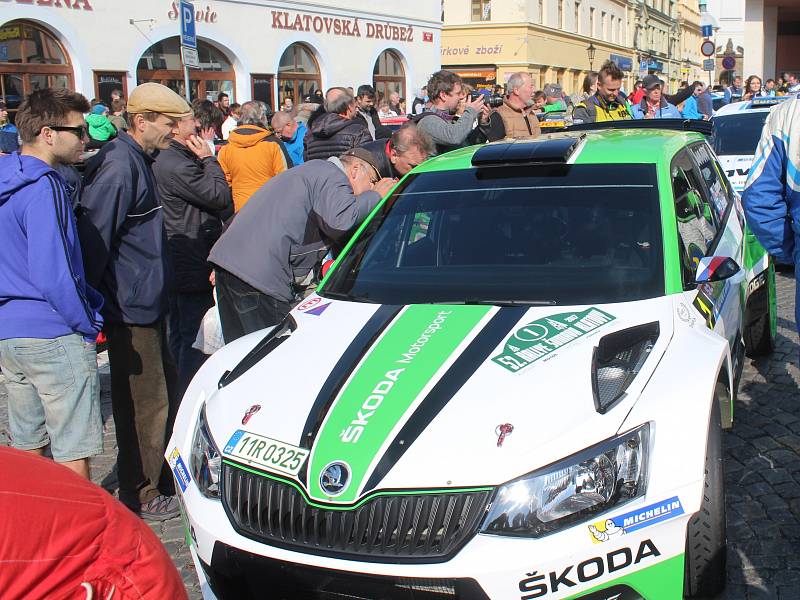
701;24;713;38
180;0;196;49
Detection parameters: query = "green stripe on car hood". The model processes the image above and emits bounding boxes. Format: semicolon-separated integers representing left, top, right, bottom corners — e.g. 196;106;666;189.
307;304;491;503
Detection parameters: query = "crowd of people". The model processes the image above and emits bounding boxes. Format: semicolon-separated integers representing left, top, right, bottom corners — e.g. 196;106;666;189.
0;57;798;529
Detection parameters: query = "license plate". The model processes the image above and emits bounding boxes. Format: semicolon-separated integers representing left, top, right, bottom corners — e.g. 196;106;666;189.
223;429;308;477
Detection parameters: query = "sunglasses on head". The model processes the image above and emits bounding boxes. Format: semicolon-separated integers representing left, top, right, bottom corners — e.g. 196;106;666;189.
47;124;87;139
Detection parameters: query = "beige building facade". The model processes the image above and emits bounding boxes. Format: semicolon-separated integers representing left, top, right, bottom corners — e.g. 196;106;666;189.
441;0;636;95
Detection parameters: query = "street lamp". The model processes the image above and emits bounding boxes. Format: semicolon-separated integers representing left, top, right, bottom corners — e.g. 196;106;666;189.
587;43;596;72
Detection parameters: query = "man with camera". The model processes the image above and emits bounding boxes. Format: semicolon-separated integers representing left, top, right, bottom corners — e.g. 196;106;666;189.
486;72;541;141
412;70;491;155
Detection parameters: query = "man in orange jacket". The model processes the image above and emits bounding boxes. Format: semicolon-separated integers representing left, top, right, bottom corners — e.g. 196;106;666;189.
217;100;292;212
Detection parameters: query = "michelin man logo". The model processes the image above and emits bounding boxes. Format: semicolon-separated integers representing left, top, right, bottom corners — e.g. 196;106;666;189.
589;519;626;543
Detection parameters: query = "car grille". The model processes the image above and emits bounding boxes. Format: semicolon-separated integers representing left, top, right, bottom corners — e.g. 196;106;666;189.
222;462;492;562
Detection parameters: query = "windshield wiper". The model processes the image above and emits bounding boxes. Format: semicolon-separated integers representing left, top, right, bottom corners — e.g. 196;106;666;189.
434;299;557;307
318;290;379;303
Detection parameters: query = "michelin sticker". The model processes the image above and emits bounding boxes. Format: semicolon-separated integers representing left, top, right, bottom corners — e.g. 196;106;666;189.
588;496;684;544
493;308;615;373
168;447;192;493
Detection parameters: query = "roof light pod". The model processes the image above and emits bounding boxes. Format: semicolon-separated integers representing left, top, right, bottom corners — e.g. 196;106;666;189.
591;322;660;413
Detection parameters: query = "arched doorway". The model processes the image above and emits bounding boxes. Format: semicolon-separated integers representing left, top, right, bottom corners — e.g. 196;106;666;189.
277;43;321;107
373;50;405;101
137;37;235;102
0;20;73;122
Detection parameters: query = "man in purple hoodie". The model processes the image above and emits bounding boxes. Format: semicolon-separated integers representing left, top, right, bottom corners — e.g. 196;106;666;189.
0;88;104;479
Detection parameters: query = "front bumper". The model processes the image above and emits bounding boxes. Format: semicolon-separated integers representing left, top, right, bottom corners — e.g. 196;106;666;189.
179;476;694;600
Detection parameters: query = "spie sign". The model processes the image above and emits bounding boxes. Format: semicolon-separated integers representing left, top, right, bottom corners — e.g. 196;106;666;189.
180;0;197;49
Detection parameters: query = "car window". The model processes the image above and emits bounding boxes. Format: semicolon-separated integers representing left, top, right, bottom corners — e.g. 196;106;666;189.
689;142;731;220
323;164;664;306
671;151;717;286
710;112;767;156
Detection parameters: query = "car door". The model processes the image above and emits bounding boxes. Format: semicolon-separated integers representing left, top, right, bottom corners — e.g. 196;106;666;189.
671;145;744;352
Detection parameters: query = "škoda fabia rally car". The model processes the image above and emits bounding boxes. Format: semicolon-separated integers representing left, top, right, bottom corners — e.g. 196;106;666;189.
169;122;767;599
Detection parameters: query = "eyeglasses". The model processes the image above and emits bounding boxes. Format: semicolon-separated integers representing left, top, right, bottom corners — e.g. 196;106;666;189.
47;125;88;139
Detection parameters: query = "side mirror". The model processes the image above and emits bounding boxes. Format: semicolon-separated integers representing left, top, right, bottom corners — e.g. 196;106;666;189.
693;256;741;284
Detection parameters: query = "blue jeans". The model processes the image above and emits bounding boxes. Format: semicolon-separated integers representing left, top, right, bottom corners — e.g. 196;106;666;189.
0;334;102;462
215;268;292;343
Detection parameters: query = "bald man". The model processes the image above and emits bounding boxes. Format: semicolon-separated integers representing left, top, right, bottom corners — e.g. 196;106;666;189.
271;111;306;166
304;87;372;161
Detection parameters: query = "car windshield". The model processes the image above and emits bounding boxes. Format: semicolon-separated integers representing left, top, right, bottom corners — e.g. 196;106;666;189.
322;163;664;305
711;112;767;156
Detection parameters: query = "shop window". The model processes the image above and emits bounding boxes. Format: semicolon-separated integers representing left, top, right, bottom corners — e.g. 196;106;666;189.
373;50;405;102
278;43;321;107
137;37;235;102
0;20;73;122
471;0;491;22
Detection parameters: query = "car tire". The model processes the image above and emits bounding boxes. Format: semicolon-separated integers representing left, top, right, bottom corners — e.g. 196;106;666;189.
743;267;776;357
684;384;727;598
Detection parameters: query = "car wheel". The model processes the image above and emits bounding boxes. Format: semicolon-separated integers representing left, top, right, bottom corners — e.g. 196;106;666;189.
684;384;727;598
743;265;776;357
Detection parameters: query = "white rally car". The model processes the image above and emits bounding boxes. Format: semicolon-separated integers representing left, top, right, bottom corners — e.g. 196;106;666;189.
711;96;792;192
169;127;751;599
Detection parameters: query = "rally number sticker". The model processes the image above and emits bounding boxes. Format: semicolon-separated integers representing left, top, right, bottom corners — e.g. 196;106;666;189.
223;429;308;476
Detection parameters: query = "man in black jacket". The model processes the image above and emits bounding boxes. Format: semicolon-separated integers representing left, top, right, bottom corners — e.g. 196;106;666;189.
358;123;434;179
353;84;392;140
304;87;372;161
153;108;233;399
78;83;186;521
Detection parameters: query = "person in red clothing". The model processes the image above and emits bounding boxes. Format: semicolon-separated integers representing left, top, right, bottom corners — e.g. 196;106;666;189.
0;446;188;600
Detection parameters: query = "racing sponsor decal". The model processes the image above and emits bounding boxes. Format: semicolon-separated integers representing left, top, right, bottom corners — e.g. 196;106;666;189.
168;447;191;493
496;423;514;447
296;296;322;311
241;404;261;425
492;308;615;373
518;539;661;598
747;270;768;296
677;302;697;327
304;302;331;316
588;497;684;544
224;429;309;477
307;304;491;502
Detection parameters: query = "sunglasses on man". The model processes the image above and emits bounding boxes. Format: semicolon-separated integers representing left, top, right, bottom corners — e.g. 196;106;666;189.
46;125;88;139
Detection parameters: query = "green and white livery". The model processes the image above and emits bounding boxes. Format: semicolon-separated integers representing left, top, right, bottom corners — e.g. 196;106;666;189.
169;124;770;599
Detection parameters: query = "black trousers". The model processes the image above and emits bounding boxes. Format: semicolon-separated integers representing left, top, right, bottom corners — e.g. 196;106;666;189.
168;288;214;400
106;321;177;507
215;268;292;344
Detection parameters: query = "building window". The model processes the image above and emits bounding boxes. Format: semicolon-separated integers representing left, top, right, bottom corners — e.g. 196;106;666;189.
601;12;606;40
558;0;563;29
137;37;235;102
373;50;405;102
575;1;581;33
539;0;545;24
471;0;491;22
277;43;321;107
590;7;596;37
0;20;73;122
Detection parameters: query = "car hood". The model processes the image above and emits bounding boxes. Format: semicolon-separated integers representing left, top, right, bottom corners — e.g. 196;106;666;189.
718;154;754;192
205;295;674;504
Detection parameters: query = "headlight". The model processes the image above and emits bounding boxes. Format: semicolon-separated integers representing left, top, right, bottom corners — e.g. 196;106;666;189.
480;424;649;538
190;406;221;499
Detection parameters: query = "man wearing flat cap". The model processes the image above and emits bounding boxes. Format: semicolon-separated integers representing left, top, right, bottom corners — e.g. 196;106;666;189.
78;82;189;521
208;149;396;342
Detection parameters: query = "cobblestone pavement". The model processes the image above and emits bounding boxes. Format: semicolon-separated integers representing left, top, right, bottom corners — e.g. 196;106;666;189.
1;272;798;599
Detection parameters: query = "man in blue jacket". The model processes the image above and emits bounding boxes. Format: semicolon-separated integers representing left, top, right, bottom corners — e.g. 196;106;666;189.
78;83;191;520
0;88;104;480
631;75;682;119
742;98;800;335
